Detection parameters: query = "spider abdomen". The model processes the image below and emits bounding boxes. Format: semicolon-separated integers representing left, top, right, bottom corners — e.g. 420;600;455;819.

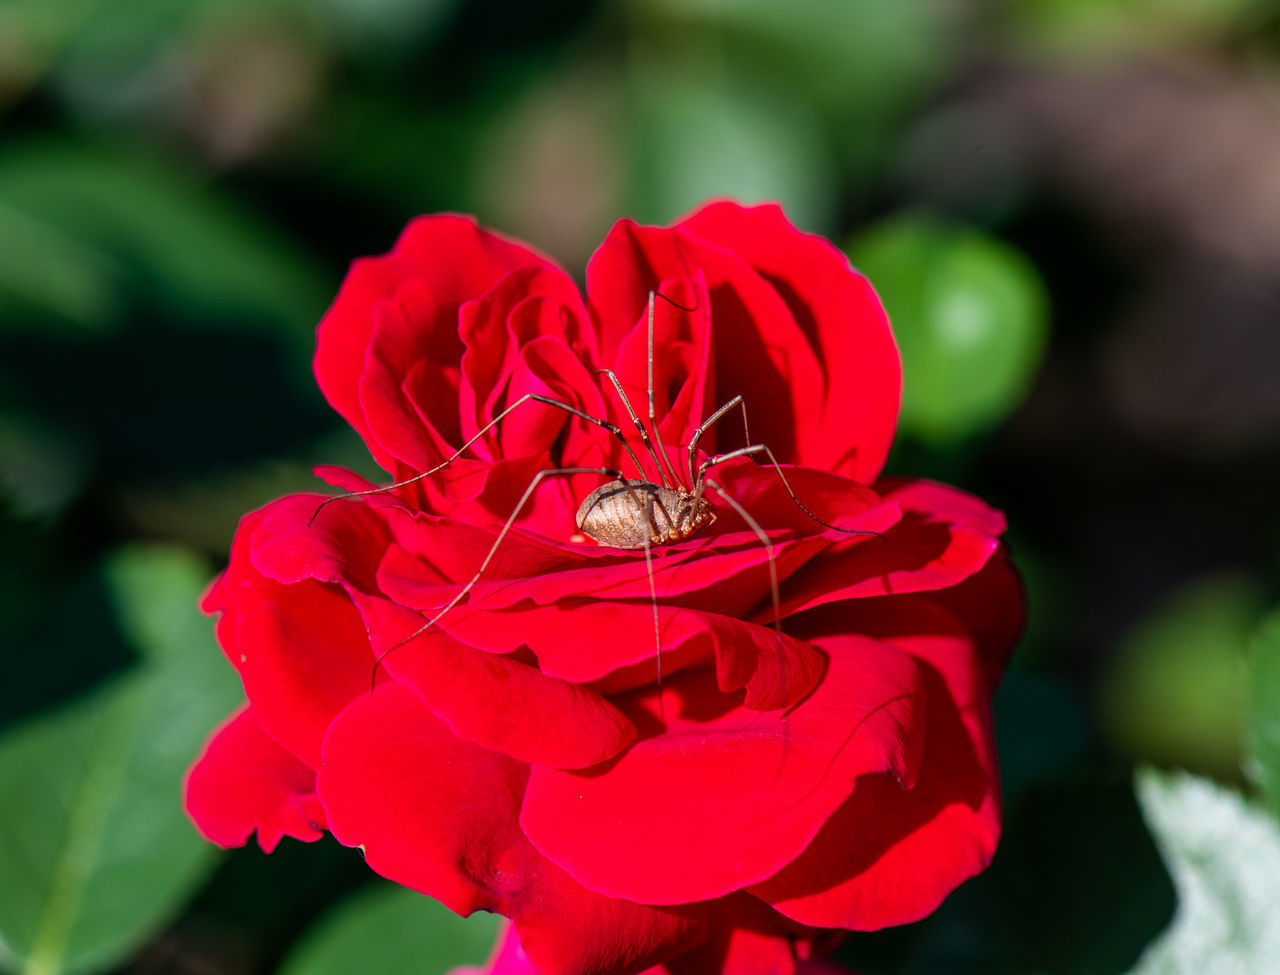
575;479;716;549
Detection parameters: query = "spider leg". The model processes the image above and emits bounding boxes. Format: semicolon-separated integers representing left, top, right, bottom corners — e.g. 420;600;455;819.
597;368;672;488
685;394;749;489
645;290;685;490
368;465;626;691
309;393;648;525
640;486;665;719
695;444;885;540
703;476;781;635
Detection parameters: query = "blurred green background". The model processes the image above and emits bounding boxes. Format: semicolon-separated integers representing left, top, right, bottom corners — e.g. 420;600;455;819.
3;0;1280;973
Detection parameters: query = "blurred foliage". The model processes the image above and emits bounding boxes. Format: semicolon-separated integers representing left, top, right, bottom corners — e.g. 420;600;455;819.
626;61;835;233
0;140;326;343
1247;610;1280;818
848;214;1049;447
1000;0;1276;55
1098;574;1261;781
1100;573;1259;777
2;0;1280;971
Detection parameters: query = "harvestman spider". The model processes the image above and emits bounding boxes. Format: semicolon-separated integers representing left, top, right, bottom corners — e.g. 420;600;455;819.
310;287;883;699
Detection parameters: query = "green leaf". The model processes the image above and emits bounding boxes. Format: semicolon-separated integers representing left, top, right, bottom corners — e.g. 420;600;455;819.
625;62;835;233
0;545;242;975
848;213;1049;444
1128;769;1280;973
277;883;503;975
1246;609;1280;818
1099;573;1259;780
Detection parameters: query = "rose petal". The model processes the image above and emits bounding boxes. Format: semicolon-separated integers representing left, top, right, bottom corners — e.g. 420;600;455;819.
318;683;524;914
922;545;1025;688
315;215;550;470
377;511;585;596
378;506;833;617
249;493;392;593
457;263;598;451
768;479;1004;619
678;201;901;484
520;641;926;904
704;459;891;541
587;219;826;467
356;594;637;770
501;334;607;464
184;704;325;852
607;272;714;469
208;500;376;768
229;578;371;768
750;599;1001;929
318;684;706;975
368;456;896;630
359;278;461;473
424;598;823;710
660;894;803;975
312;464;379;495
876;477;1007;536
423;454;565;530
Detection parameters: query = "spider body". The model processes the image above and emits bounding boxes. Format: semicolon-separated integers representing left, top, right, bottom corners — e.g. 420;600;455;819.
575;480;716;550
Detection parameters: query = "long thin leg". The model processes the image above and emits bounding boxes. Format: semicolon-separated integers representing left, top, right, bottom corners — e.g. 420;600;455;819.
597;368;672;488
640;488;664;719
646;291;684;490
368;465;627;691
685;394;750;488
695;444;886;540
703;476;781;634
309;393;648;526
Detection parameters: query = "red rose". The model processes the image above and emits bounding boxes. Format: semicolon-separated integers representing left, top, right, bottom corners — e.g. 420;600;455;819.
185;201;1022;975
